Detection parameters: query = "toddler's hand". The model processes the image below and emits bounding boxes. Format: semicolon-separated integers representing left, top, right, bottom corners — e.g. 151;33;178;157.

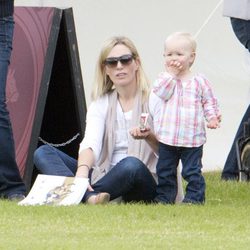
165;60;183;76
207;117;220;129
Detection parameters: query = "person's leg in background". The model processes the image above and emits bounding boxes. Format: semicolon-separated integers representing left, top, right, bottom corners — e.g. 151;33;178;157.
0;16;26;199
221;18;250;180
230;18;250;52
222;105;250;180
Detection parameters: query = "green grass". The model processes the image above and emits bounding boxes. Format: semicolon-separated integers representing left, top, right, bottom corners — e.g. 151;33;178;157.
1;171;250;250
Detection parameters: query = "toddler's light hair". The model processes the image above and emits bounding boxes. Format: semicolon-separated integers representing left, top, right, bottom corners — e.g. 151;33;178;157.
164;31;197;52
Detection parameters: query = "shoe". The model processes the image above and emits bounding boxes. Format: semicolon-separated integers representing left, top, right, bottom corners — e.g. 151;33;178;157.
7;193;26;201
86;192;110;205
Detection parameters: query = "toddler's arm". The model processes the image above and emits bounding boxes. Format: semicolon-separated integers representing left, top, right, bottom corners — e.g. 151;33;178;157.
200;75;220;125
153;72;177;101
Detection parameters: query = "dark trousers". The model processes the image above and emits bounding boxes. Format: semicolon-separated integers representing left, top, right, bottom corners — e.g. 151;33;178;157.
0;16;26;197
222;105;250;180
221;18;250;180
155;143;205;204
231;17;250;52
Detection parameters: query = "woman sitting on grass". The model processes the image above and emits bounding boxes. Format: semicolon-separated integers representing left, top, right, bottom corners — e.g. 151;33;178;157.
34;36;183;204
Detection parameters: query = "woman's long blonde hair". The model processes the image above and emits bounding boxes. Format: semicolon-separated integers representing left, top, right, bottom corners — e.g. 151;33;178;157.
91;36;150;102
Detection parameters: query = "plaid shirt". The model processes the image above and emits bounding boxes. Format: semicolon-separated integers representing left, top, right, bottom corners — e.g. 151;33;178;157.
153;72;219;147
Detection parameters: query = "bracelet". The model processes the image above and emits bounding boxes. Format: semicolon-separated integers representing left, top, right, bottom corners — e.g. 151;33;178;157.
77;164;90;170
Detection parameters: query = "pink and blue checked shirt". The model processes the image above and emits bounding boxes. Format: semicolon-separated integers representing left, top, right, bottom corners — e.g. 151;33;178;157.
153;72;219;147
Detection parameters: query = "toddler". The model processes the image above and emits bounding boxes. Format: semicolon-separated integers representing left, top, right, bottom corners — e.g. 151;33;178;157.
153;32;220;204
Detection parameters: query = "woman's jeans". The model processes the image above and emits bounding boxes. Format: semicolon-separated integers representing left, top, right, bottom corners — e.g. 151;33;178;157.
155;143;205;204
0;16;26;197
34;145;157;203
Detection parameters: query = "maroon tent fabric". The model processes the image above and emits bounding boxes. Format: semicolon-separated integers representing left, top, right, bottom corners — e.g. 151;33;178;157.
7;7;54;176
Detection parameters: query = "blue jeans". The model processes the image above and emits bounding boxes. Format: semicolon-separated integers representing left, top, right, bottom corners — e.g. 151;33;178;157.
231;18;250;52
0;16;26;197
155;143;205;204
34;145;157;203
222;105;250;180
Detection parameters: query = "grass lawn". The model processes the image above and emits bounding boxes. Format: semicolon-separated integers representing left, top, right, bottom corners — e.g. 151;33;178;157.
1;171;250;250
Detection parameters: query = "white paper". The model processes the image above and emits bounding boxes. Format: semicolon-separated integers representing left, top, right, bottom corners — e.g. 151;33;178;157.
18;174;88;206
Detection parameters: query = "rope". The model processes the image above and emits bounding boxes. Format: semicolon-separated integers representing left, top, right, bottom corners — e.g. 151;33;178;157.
194;0;223;39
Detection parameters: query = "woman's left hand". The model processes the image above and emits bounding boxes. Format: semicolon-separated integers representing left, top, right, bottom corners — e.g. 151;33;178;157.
130;127;151;140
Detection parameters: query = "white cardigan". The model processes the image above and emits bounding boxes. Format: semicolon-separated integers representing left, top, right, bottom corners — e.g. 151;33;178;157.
79;91;162;162
223;0;250;20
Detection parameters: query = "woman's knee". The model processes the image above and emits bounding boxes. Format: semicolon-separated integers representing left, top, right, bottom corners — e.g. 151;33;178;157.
33;145;52;166
118;156;146;174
